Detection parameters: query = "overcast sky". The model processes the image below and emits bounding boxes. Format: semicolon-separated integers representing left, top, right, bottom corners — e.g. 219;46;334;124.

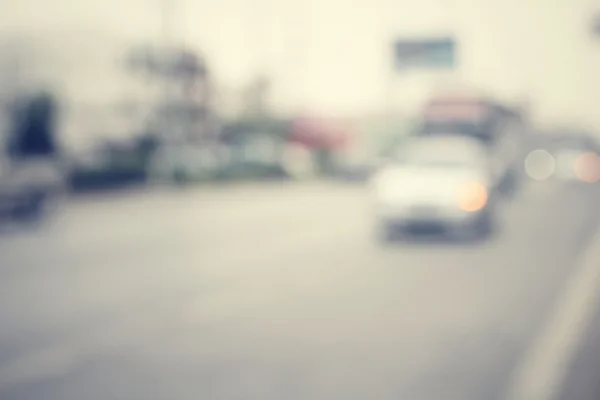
1;0;599;128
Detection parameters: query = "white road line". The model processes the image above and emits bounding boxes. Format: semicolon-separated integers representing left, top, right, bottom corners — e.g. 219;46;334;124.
505;227;600;400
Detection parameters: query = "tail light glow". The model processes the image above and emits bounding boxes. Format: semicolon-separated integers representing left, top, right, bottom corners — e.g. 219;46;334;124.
574;152;600;183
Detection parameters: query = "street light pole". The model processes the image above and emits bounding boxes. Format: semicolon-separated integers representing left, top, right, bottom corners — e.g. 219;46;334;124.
161;0;175;49
159;0;176;145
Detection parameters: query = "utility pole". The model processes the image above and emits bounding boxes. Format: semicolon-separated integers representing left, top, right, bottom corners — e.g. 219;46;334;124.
284;0;309;115
246;0;273;119
161;0;175;47
593;13;600;38
250;0;267;74
161;0;176;93
159;0;177;144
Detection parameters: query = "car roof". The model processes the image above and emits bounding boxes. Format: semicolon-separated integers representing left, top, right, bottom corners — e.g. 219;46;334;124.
423;96;491;122
410;134;485;148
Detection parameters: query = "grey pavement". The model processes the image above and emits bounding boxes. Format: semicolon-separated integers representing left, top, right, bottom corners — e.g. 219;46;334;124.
0;180;599;400
557;294;600;400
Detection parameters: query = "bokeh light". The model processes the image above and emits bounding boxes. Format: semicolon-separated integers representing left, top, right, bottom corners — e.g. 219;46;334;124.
525;149;556;181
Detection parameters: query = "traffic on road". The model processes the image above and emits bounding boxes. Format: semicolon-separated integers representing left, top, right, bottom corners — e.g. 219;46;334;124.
1;84;600;400
2;4;600;398
0;170;599;399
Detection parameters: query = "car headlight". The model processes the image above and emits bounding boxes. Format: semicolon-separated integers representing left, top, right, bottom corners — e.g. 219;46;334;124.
456;181;488;212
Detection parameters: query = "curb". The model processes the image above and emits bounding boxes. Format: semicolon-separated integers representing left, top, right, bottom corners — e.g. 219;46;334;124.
505;225;600;400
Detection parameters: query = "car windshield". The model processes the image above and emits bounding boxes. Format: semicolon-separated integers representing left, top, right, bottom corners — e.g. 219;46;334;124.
393;140;484;169
420;121;493;144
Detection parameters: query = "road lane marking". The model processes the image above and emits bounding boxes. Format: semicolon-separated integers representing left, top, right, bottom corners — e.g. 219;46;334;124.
505;226;600;400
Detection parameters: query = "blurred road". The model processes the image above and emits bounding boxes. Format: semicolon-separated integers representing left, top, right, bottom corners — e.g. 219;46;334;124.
0;180;599;400
557;292;600;400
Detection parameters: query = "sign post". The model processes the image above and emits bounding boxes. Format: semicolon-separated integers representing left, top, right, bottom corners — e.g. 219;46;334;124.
592;13;600;38
386;36;457;136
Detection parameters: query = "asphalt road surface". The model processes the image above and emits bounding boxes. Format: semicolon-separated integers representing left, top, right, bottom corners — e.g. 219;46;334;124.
557;292;600;400
0;180;599;400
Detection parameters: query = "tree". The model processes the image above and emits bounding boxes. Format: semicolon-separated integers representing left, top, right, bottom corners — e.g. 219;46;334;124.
10;91;59;157
125;44;207;81
125;44;212;143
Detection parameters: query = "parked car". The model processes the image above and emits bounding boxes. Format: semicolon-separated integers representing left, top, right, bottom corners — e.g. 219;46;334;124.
0;92;65;223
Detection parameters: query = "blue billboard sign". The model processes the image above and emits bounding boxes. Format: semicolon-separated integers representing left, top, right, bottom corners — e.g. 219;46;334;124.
393;37;456;70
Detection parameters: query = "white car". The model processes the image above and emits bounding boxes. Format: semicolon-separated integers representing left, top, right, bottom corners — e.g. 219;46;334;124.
370;135;499;241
